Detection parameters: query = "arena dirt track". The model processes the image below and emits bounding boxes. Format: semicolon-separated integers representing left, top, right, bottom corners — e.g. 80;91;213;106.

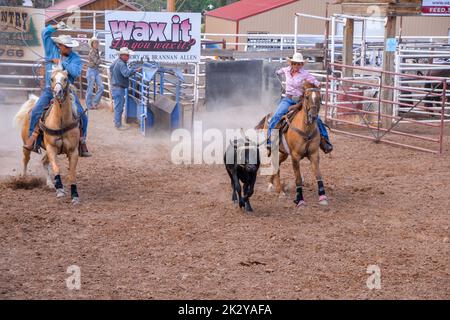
1;106;449;299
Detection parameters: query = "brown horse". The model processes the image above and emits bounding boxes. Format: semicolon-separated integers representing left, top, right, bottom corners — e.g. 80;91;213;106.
14;66;82;204
256;81;328;207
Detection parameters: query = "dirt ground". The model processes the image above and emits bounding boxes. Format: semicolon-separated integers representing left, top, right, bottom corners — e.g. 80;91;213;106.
0;103;449;300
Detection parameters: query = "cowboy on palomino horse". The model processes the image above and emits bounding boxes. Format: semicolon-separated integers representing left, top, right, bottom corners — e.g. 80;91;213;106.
23;22;91;157
266;52;332;156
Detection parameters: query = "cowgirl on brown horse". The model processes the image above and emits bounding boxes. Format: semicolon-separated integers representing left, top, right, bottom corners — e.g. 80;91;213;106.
257;53;331;207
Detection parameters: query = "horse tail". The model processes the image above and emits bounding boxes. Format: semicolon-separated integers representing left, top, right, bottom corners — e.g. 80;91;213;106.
13;95;38;128
255;114;269;129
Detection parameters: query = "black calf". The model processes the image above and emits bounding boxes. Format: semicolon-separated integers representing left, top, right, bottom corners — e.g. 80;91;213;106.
224;139;260;212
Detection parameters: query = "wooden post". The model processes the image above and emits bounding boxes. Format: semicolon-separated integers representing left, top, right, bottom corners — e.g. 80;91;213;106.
342;18;354;78
381;16;397;128
167;0;176;12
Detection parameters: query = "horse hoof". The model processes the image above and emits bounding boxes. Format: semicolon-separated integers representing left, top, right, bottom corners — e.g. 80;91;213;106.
267;183;275;192
318;195;328;206
296;200;307;207
56;189;65;198
278;191;287;198
71;197;80;205
46;180;55;189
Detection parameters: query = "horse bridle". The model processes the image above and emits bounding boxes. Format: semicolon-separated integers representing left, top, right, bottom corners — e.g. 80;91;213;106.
53;73;69;104
303;87;321;126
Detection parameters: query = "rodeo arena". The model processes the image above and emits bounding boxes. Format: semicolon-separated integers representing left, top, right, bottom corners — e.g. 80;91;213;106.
0;0;449;304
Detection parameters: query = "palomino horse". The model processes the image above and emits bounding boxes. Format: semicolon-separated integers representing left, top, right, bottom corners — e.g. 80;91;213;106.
256;81;328;207
14;66;82;204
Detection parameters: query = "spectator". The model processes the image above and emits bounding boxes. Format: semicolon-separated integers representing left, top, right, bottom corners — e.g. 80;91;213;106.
109;47;141;130
86;36;104;110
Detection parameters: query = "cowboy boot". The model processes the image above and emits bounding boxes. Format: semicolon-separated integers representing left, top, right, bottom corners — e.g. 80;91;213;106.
320;136;333;154
23;124;40;153
79;141;92;157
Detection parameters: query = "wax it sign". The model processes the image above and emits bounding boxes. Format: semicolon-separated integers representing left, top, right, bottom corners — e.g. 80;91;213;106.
105;11;201;63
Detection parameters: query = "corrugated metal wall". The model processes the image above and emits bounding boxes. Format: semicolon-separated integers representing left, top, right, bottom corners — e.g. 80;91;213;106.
205;0;450;47
239;0;341;35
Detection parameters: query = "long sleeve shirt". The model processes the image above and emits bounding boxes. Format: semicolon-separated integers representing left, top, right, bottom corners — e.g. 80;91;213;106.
109;58;138;88
88;48;102;69
42;25;83;88
276;66;320;97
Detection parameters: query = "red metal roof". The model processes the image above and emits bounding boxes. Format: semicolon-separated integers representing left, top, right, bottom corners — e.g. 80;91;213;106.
45;0;138;21
205;0;298;22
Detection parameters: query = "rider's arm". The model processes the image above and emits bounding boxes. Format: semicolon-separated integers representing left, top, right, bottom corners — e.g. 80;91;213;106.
42;25;58;57
303;70;321;87
276;66;288;75
62;54;83;79
119;61;135;78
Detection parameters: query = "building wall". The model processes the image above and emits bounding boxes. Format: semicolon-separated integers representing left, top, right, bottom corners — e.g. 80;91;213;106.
48;0;136;31
204;15;238;48
400;16;450;37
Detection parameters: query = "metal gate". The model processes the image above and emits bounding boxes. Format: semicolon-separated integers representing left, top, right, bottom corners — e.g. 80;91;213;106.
324;62;447;154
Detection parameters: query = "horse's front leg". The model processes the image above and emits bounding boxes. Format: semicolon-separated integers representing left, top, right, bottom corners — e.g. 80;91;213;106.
309;151;328;205
67;150;79;204
291;153;306;207
46;145;65;198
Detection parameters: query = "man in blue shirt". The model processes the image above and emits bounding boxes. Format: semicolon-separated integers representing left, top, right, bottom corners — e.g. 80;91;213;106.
109;47;141;130
24;23;91;157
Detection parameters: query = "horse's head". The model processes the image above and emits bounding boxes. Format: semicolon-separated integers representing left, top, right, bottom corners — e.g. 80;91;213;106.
51;65;69;102
302;81;321;126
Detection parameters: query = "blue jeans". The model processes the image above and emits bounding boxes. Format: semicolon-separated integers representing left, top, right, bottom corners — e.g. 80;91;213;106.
86;67;104;109
267;97;329;145
29;87;88;141
112;87;126;128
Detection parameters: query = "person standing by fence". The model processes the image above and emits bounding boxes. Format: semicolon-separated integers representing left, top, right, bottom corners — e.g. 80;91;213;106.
109;47;141;130
86;36;104;110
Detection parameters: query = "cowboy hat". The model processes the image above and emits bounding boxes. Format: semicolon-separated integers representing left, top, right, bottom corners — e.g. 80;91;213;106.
118;47;134;56
88;36;99;48
288;52;305;63
51;34;79;48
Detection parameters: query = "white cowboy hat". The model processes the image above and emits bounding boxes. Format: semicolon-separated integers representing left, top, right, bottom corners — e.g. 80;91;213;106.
118;47;134;56
88;36;99;48
288;52;306;63
51;34;79;48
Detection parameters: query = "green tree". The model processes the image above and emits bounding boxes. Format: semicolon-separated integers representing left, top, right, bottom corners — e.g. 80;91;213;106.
31;0;57;8
0;0;23;6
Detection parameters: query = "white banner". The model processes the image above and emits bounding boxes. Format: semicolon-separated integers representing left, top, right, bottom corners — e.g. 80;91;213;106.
105;11;201;63
422;0;450;15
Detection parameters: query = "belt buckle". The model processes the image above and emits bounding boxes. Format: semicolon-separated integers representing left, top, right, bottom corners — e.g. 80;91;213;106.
292;96;300;103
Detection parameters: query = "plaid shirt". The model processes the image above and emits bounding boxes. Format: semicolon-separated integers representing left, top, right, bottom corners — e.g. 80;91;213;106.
276;66;320;97
88;48;102;69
